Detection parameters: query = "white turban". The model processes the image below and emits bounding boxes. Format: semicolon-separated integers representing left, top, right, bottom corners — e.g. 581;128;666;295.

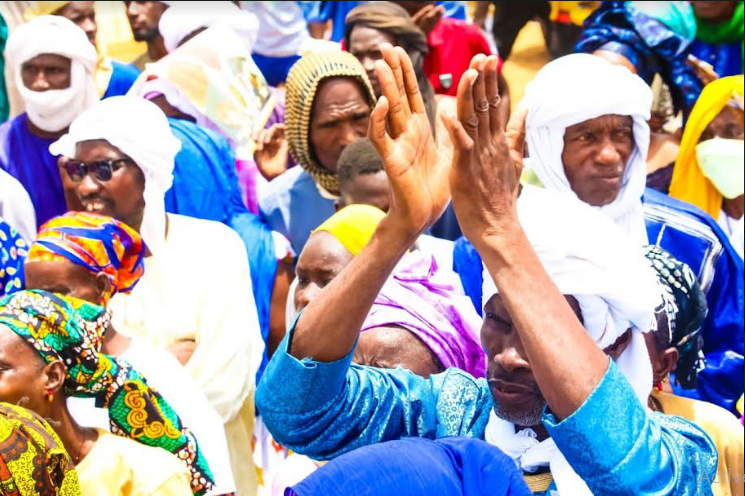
522;53;653;245
48;96;182;255
158;1;259;54
6;15;98;133
482;186;659;496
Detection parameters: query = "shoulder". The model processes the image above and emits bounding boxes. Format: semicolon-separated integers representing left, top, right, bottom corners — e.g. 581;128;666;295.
167;213;247;256
651;411;718;468
111;60;142;80
259;167;310;210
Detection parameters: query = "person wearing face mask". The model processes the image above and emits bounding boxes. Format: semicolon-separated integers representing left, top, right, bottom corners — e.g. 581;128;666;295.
0;15;98;228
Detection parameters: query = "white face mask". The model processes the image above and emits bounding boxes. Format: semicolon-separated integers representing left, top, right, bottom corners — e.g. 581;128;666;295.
696;137;745;200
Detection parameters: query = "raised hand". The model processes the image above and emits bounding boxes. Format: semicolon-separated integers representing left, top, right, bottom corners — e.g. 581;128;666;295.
253;123;289;180
368;43;451;236
411;4;445;35
443;54;527;249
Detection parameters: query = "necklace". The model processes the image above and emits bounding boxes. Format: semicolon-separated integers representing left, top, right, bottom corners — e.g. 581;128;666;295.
73;429;93;465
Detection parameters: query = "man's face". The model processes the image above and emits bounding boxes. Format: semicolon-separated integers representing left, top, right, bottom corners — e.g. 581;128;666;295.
56;1;97;45
309;77;371;173
62;140;147;232
482;294;583;426
562;115;635;207
349;26;395;98
125;1;168;42
21;54;72;92
338;171;391;213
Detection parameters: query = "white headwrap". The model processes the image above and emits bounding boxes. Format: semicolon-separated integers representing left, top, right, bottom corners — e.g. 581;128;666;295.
482;186;658;496
158;1;259;53
48;96;182;255
523;53;653;246
5;15;98;133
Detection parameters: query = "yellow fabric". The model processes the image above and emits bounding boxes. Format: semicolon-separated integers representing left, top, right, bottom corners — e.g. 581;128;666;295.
93;1;146;63
653;391;744;496
95;53;114;98
313;205;386;256
669;76;745;220
549;1;601;26
76;429;192;496
23;1;70;20
738;395;744;416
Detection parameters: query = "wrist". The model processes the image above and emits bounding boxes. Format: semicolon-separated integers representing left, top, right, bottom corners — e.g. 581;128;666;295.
377;215;423;249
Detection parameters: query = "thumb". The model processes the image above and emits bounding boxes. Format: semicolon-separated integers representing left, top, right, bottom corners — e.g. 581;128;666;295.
442;111;474;155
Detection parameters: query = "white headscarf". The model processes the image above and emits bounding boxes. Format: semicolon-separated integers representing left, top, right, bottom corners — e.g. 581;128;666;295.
48;96;182;255
482;186;659;495
158;1;259;53
522;54;653;245
6;15;98;133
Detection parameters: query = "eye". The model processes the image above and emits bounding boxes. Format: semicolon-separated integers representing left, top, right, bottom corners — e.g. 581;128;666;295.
577;132;594;142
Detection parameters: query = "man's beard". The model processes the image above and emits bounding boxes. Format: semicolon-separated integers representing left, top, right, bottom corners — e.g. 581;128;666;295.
492;396;547;427
133;26;159;42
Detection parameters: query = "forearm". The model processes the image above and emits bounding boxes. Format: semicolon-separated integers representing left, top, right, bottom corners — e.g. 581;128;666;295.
290;218;418;362
478;227;608;420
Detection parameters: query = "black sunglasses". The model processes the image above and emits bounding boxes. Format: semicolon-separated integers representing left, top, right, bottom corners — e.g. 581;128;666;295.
62;158;133;182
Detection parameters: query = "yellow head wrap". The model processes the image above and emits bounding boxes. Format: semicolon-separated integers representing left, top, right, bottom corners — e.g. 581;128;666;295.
669;75;744;219
23;1;71;20
313;205;386;256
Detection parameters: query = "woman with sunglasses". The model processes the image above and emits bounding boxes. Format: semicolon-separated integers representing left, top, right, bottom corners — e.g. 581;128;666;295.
51;95;265;496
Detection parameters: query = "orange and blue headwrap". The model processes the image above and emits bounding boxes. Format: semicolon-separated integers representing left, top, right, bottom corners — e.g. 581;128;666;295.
28;212;145;303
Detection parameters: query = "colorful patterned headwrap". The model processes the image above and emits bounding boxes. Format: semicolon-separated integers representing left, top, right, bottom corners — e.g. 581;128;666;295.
0;402;80;495
644;246;708;389
28;213;145;305
285;51;376;196
0;290;214;496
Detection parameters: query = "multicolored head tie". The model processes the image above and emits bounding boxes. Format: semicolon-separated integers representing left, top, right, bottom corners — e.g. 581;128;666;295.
28;212;146;305
0;290;215;495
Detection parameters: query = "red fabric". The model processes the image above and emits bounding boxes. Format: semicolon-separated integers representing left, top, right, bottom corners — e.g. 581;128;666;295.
424;18;501;96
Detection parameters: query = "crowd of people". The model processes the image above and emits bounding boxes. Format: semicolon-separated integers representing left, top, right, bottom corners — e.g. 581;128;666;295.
0;1;742;495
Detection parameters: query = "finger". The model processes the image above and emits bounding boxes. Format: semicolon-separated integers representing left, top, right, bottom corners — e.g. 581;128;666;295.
470;54;490;146
381;43;411;121
375;46;407;137
505;103;528;175
442;111;474;154
484;56;502;137
396;47;426;116
456;68;479;141
368;95;394;159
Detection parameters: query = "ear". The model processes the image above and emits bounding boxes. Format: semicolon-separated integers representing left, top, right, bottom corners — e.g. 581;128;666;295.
95;273;112;304
604;329;632;361
659;348;679;379
43;361;68;395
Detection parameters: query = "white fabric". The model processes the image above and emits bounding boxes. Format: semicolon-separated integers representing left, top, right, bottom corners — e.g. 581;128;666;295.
5;15;98;133
482;186;658;496
522;53;653;246
239;1;310;57
67;339;236;496
159;1;259;53
0;168;37;243
49;96;182;256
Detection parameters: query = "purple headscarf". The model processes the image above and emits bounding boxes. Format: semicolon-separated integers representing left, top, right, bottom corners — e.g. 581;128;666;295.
361;251;486;378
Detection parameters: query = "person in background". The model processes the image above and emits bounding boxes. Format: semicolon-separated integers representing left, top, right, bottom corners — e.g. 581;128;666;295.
0;167;36;243
644;246;744;496
259;51;376;254
52;96;264;496
474;1;549;60
690;1;743;78
24;1;141;98
0;15;98;228
124;0;170;70
0;402;81;494
0;289;209;496
0;219;26;297
24;211;237;496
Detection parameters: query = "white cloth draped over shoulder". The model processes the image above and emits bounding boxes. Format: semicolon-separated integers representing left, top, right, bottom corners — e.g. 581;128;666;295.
522;53;653;245
482;186;659;495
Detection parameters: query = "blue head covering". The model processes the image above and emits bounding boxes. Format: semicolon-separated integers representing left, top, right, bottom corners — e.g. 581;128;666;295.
288;437;531;496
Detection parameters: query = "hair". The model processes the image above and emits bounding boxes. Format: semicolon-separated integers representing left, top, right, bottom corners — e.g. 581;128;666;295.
337;138;385;187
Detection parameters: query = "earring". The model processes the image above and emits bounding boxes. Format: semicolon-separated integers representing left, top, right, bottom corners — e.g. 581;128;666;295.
46;390;55;403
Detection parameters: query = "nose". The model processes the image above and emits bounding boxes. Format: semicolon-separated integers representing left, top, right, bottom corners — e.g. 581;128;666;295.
30;73;50;92
596;138;623;167
81;18;97;42
295;284;320;311
77;172;102;197
360;55;376;74
340;123;364;148
494;346;530;374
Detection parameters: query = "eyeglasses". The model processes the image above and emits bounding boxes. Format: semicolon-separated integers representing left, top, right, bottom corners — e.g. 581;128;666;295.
62;158;133;182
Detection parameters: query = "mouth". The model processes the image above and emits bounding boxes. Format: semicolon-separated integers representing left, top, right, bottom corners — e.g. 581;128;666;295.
81;199;112;214
488;378;536;403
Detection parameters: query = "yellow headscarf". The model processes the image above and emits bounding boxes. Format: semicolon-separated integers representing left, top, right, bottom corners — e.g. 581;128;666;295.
669;75;744;219
313;205;386;256
23;1;71;20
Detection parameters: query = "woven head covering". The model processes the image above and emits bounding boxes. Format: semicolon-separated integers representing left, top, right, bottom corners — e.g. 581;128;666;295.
312;204;385;256
28;213;145;305
0;290;215;496
644;245;708;389
285;51;376;195
0;402;80;495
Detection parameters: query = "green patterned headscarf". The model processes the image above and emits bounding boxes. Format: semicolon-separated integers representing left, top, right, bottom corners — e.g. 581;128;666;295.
0;290;214;496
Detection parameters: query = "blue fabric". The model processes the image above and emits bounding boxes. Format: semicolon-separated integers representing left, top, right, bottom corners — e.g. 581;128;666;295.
576;1;703;116
0;114;65;228
102;61;140;99
166;118;279;379
252;53;303;87
439;1;467;20
257;328;717;495
259;167;336;255
290;437;531;496
691;39;744;79
453;188;745;412
0;219;26;297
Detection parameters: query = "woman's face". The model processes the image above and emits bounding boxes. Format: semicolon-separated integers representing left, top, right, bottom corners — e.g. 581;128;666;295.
294;232;354;312
699;105;745;142
0;325;53;417
353;326;444;378
25;259;106;305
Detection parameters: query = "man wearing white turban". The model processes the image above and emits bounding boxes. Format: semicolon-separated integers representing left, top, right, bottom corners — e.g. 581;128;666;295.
514;53;744;412
256;48;716;495
0;15;98;228
50;95;265;496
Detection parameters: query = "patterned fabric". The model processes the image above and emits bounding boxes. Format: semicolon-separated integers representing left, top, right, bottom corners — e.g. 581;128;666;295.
694;0;744;73
0;221;26;298
0;290;215;496
0;402;80;496
28;213;145;304
285;51;376;195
